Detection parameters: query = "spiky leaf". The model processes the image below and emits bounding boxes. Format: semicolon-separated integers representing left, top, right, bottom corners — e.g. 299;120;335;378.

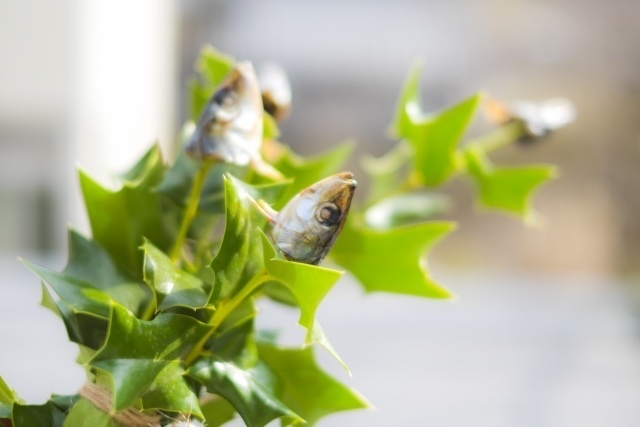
142;240;212;311
23;230;152;348
89;304;210;414
188;356;301;427
209;176;287;302
79;145;176;276
258;342;370;426
464;146;557;223
332;221;455;298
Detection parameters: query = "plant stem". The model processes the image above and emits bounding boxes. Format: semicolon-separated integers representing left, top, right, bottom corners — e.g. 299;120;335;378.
464;120;526;153
183;272;272;366
169;160;213;264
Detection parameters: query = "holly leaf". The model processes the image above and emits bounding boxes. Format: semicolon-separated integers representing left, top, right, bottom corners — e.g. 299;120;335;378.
23;230;152;348
138;362;202;417
79;144;176;276
390;66;480;186
258;341;370;426
12;401;65;427
261;234;343;349
0;376;21;421
331;221;455;298
211;315;258;370
408;94;481;186
89;304;211;413
142;240;212;311
200;396;237;427
209;176;288;302
263;112;280;140
464;146;557;223
63;398;125;427
268;142;353;209
188;356;301;427
390;64;423;140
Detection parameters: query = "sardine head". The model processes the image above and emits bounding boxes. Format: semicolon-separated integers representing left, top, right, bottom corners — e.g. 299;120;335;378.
271;172;357;265
186;61;263;165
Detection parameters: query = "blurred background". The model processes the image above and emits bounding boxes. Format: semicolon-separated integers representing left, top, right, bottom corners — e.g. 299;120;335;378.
1;0;639;426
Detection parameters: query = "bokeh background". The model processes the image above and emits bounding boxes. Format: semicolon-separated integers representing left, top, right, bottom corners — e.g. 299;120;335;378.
1;1;639;426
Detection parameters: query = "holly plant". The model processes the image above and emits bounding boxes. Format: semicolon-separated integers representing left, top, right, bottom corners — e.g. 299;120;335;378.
0;45;571;427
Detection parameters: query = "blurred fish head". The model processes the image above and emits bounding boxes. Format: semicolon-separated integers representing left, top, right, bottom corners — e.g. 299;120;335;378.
258;62;292;122
483;94;576;141
186;61;263;165
271;172;357;265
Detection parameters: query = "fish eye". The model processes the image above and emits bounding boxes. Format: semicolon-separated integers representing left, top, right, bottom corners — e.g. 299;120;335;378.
214;87;238;110
315;202;341;226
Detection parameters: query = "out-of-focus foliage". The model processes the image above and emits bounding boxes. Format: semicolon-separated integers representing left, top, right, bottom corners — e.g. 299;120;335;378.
5;45;567;426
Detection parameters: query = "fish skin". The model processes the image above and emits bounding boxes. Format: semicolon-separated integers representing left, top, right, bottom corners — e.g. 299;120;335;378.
270;172;357;265
186;61;263;165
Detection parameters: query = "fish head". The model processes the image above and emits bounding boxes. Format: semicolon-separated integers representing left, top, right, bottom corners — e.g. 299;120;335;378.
271;172;357;265
186;61;263;165
258;62;292;122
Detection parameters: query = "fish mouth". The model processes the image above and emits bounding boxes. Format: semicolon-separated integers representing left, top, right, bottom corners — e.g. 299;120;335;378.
335;171;357;190
322;172;356;211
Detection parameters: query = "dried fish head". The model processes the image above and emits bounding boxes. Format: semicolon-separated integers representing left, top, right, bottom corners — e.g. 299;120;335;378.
270;172;357;265
258;63;292;122
186;61;263;165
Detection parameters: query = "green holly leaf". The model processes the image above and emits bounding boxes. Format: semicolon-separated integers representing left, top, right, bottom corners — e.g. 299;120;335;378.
209;176;288;302
211;315;258;370
464;146;557;223
188;356;302;427
89;304;211;413
0;376;21;421
331;220;455;298
200;396;237;427
261;234;343;348
63;398;125;427
139;362;202;417
12;401;65;427
390;66;481;186
409;94;481;186
390;64;423;140
269;142;353;209
79;144;176;276
23;230;152;348
258;341;370;426
142;240;212;312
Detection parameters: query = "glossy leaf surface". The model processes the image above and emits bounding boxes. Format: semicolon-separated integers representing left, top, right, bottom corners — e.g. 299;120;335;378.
90;304;210;413
142;240;212;311
209;176;287;302
23;230;151;348
188;356;301;427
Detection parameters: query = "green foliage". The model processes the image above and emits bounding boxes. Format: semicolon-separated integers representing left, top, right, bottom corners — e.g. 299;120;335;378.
6;45;570;426
463;146;557;223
